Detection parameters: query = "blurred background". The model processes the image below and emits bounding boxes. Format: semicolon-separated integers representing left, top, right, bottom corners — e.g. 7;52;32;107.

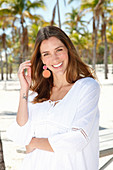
0;0;113;170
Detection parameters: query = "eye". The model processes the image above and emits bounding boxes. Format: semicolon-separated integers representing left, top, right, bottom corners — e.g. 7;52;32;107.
57;48;63;52
43;53;49;57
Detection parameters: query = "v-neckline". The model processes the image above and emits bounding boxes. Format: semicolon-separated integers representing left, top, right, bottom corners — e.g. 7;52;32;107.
48;80;78;108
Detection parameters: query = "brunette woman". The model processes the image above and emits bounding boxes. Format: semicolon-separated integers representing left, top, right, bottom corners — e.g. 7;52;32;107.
7;26;100;170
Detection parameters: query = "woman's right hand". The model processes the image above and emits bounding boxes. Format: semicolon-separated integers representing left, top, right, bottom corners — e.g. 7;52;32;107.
18;60;31;92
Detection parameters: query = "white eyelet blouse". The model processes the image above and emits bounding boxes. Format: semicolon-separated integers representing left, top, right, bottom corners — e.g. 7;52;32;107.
7;77;100;170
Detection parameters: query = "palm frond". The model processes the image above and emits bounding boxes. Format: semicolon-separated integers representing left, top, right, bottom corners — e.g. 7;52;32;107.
51;3;57;26
0;8;13;16
26;0;46;11
68;0;74;4
23;10;44;21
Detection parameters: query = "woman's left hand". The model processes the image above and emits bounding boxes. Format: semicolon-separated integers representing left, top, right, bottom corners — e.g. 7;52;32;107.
26;138;36;153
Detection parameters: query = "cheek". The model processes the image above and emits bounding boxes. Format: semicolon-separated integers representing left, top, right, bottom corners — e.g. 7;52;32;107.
42;57;51;65
61;52;68;61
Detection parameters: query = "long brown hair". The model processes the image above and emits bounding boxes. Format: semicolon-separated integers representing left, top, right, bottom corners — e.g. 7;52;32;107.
30;26;96;103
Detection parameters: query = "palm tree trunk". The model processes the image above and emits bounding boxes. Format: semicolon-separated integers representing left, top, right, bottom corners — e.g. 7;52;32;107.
104;30;108;79
21;17;28;62
93;30;97;70
92;16;97;70
19;28;22;64
112;62;113;74
0;52;4;80
20;17;25;63
111;43;113;74
100;11;108;79
2;33;8;80
5;50;8;80
0;134;5;170
9;63;12;79
51;4;57;26
24;27;29;60
57;0;61;28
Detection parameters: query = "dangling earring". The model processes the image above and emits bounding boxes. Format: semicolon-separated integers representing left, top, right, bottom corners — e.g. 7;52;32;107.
42;65;51;78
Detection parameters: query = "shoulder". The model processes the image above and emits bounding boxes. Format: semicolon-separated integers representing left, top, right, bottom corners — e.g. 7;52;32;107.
77;77;100;90
74;77;100;98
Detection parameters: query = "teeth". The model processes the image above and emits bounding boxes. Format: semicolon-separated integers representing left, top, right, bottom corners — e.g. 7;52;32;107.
53;62;62;68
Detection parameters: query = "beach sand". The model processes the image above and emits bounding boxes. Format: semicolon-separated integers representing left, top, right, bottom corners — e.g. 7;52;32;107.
0;64;113;170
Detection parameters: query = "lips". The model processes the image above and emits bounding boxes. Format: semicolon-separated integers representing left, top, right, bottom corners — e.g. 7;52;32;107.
52;62;63;68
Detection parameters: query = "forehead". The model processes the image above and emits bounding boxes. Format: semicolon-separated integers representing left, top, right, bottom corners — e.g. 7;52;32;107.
40;37;65;52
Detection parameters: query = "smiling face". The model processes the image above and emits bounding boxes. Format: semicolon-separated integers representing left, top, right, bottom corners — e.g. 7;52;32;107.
40;37;69;77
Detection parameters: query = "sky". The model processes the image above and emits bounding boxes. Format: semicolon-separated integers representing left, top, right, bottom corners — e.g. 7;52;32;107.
0;0;92;35
34;0;92;33
0;0;92;58
39;0;81;26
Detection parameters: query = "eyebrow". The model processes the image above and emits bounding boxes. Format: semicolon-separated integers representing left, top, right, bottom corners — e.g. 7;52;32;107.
41;45;64;54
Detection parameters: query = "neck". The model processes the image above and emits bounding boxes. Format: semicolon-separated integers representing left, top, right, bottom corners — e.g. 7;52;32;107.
53;73;70;89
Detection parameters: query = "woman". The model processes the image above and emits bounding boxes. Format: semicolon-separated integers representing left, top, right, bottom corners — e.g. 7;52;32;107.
7;26;100;170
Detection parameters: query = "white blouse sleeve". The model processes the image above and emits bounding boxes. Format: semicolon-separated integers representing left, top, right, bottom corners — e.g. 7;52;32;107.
7;91;36;146
48;79;100;153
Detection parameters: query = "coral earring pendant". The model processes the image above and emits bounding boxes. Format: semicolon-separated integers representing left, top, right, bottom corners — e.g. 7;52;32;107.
42;70;51;78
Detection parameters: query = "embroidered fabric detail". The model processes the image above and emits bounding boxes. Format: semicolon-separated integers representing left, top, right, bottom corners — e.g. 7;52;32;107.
49;100;61;107
72;127;88;140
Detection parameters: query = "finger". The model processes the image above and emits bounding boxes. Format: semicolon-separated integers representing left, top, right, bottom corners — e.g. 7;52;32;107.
18;64;31;73
25;146;29;154
18;66;31;72
20;60;31;65
19;63;31;69
27;67;31;77
19;61;31;69
18;66;31;75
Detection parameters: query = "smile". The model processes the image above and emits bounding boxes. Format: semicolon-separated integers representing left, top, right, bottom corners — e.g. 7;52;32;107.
52;62;63;68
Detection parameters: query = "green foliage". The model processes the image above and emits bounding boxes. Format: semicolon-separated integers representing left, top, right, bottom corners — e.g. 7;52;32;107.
29;23;40;43
8;55;13;63
80;0;100;9
97;45;104;64
108;55;112;64
0;0;113;77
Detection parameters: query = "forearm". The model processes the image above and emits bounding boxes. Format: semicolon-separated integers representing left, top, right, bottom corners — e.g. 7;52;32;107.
16;89;29;126
35;138;54;152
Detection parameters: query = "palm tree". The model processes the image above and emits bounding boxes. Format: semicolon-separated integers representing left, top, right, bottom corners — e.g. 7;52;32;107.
64;7;92;63
69;0;113;78
51;0;66;28
2;32;8;80
0;0;46;63
29;17;49;45
68;0;100;69
109;37;113;74
57;0;61;28
51;3;57;26
95;0;113;78
0;33;4;80
0;18;12;80
0;3;10;80
0;53;4;81
106;6;113;73
81;0;103;70
65;7;88;34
